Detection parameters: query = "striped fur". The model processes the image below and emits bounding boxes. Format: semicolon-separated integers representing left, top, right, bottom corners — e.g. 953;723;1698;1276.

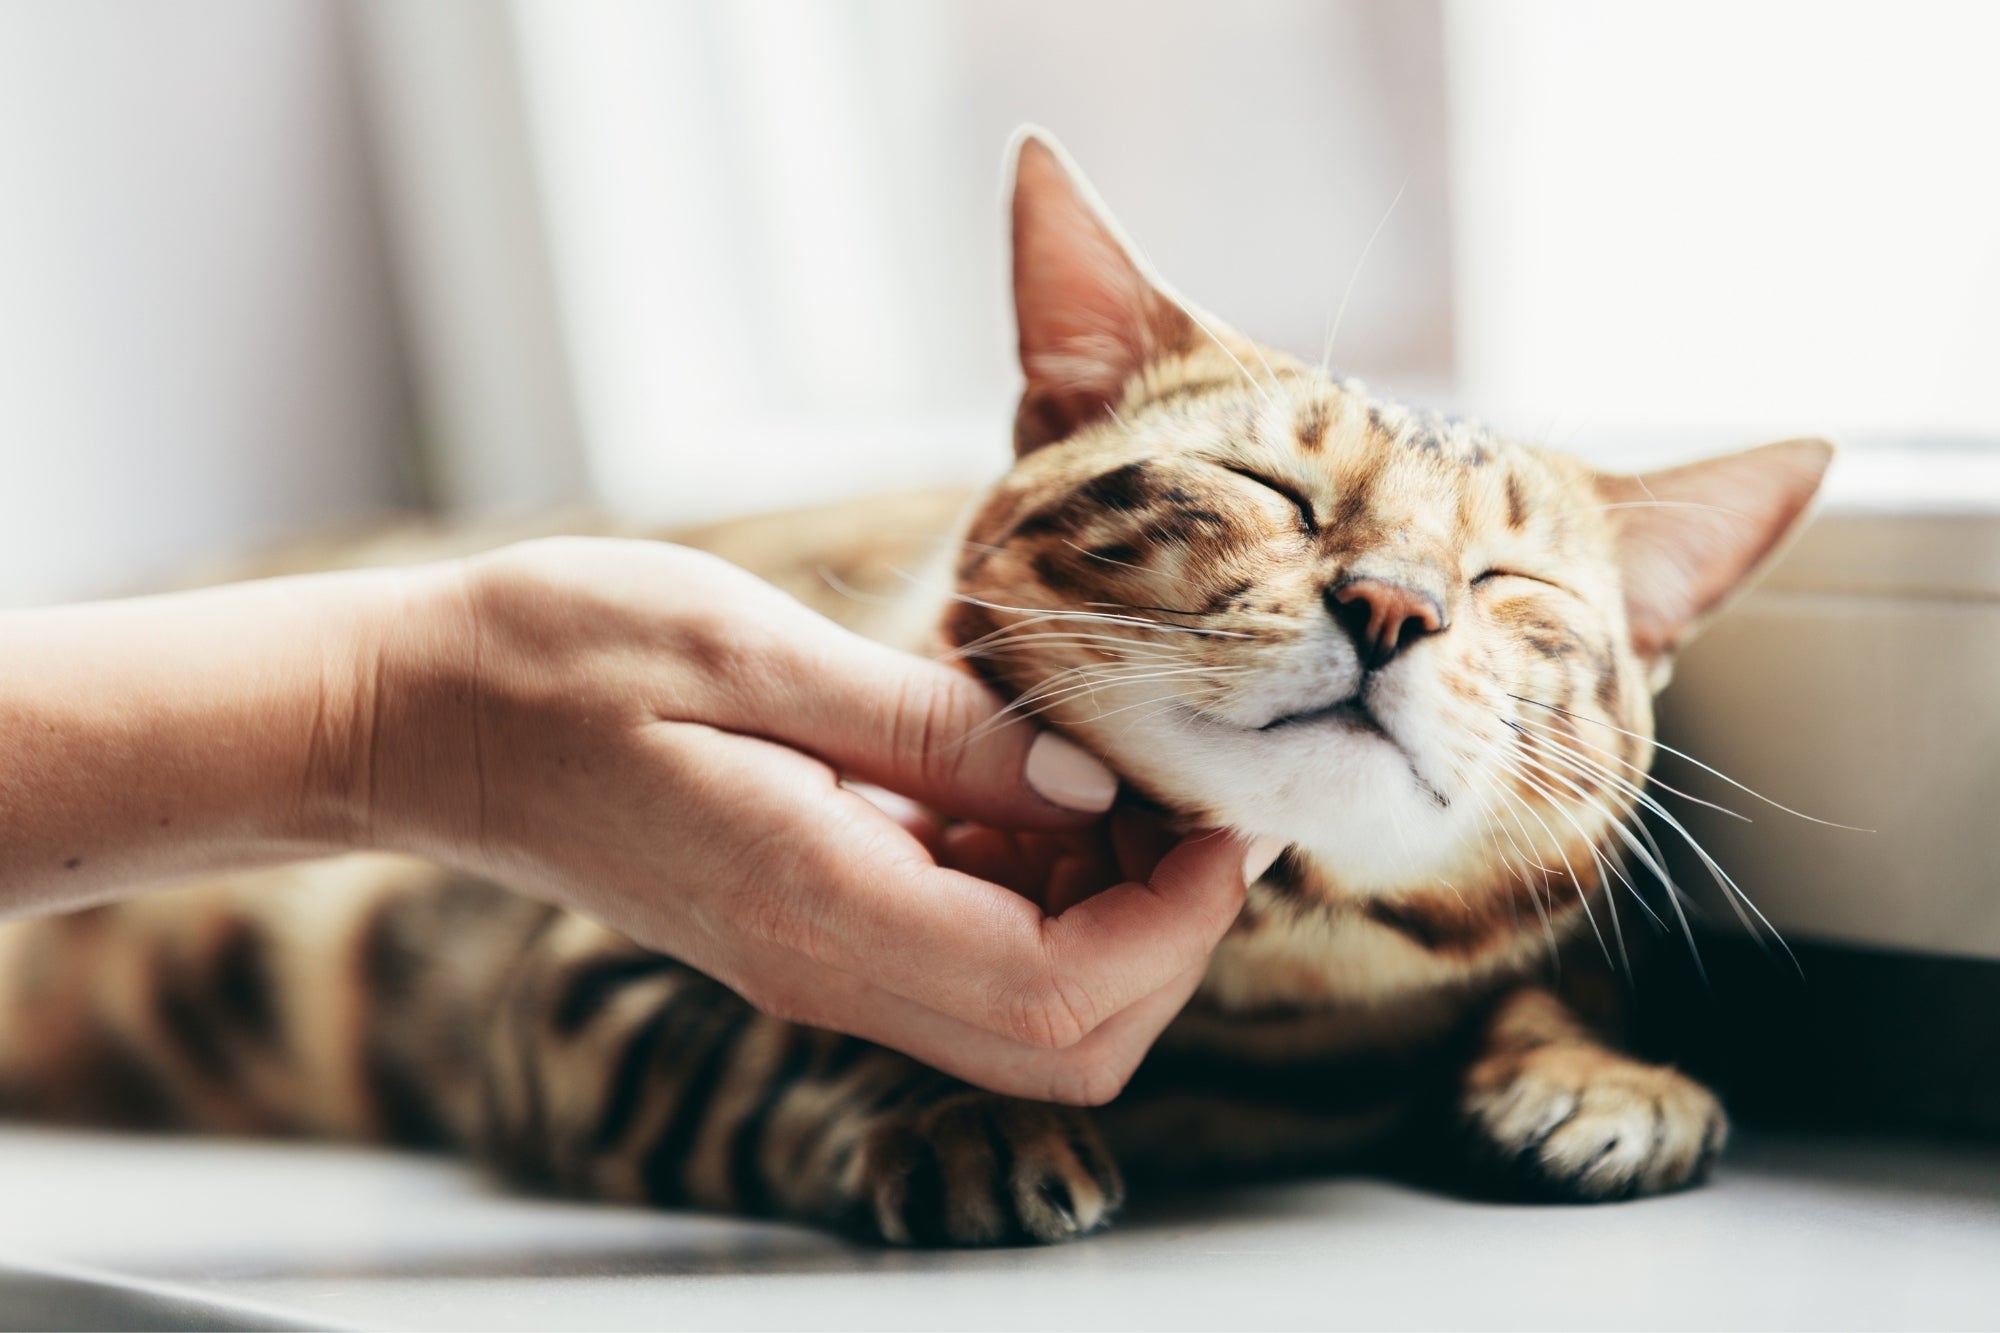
0;133;1830;1243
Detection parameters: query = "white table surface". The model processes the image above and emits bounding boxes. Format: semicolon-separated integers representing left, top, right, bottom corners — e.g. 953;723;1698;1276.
0;1124;1995;1331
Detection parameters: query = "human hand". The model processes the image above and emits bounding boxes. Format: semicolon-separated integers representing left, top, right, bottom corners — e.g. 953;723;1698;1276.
365;537;1280;1103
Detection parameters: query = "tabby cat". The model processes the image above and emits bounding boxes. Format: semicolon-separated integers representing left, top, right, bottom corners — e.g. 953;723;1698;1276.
0;132;1830;1245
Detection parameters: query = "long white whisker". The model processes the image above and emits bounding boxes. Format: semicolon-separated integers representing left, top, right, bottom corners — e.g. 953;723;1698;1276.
1497;754;1637;971
945;589;1251;639
1587;500;1748;516
958;663;1236;748
1503;740;1669;935
1477;756;1612;966
944;610;1195;648
1610;760;1801;973
1501;721;1714;974
1522;735;1713;918
1509;694;1872;832
1073;685;1237;728
1321;176;1409;374
1460;761;1560;967
1510;713;1751;824
1005;663;1227;714
947;632;1183;664
999;663;1240;719
1061;540;1218;594
1245;339;1286;395
1507;716;1788;974
1170;296;1282;416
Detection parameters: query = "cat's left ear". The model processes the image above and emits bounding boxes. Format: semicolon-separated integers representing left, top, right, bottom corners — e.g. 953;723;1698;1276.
1597;437;1834;687
1008;128;1197;455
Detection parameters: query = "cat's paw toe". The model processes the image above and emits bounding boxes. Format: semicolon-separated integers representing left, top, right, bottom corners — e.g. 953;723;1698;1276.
844;1092;1122;1247
1463;1045;1727;1201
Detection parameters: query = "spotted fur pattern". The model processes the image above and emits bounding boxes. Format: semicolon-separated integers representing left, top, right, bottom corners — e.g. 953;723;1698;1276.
0;133;1829;1244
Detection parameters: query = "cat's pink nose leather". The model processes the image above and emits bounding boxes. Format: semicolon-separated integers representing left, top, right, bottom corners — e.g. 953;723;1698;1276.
1330;578;1446;668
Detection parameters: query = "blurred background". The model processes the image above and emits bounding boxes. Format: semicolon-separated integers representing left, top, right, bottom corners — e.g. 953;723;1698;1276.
5;0;1998;608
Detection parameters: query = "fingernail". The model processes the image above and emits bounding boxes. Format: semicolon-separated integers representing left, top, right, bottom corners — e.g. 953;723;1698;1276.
1241;836;1287;885
1024;731;1119;812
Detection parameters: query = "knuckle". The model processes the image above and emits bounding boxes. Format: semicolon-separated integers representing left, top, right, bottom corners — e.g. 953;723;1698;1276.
726;847;816;952
729;834;859;971
998;974;1092;1051
891;676;979;795
731;887;798;951
669;606;749;680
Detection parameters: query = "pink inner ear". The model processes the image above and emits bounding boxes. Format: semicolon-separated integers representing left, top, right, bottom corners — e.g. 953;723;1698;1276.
1010;137;1188;453
1601;438;1833;661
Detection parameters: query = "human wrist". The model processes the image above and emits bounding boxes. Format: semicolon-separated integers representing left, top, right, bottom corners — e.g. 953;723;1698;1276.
333;558;488;865
0;568;432;906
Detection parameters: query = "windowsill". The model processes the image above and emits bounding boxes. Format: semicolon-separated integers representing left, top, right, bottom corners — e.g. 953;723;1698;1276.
1573;433;2000;512
0;1125;1995;1330
1815;440;2000;517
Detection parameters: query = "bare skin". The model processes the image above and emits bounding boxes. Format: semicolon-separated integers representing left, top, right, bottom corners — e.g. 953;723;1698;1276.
0;537;1276;1104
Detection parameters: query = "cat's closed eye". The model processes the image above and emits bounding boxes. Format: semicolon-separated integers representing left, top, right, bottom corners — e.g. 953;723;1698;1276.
1472;568;1571;595
1218;464;1318;536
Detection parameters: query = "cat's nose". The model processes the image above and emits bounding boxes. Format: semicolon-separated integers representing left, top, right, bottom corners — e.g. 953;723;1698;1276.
1328;577;1446;669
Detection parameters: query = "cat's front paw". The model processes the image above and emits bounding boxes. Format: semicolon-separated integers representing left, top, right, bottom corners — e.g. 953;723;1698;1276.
841;1092;1123;1246
1460;1043;1727;1201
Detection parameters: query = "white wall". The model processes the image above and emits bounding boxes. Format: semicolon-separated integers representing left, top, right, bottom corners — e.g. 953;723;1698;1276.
0;0;411;607
1447;0;2000;452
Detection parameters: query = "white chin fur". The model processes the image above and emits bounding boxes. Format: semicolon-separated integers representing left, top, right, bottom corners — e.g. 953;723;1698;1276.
1075;632;1482;893
1144;716;1475;891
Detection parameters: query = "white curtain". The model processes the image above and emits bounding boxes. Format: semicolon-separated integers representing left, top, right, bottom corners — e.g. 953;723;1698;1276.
358;0;1455;524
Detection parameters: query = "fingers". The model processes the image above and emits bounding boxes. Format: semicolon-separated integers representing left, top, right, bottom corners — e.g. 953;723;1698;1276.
872;957;1213;1105
1044;850;1106;917
738;947;1211;1105
1109;805;1178;882
811;800;1258;1050
663;726;1256;1058
717;611;1120;829
935;823;1111;909
1026;828;1255;1037
843;782;945;853
938;824;1043;898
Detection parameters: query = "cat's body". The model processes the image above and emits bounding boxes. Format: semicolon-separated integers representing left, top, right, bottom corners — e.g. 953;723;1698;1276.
0;133;1828;1244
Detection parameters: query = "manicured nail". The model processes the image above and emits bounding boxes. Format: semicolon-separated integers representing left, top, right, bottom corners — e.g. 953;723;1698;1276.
1024;731;1119;812
1241;836;1287;885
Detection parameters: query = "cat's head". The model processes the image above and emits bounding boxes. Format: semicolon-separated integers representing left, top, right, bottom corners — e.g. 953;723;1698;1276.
947;131;1831;899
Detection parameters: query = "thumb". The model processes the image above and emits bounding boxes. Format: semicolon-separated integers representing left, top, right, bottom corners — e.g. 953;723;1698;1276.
738;626;1120;830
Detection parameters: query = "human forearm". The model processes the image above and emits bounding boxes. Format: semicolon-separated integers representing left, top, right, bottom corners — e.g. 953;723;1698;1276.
0;570;401;913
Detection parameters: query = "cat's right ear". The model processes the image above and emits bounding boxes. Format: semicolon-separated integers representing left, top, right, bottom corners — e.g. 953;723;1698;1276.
1009;129;1194;455
1597;436;1834;689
